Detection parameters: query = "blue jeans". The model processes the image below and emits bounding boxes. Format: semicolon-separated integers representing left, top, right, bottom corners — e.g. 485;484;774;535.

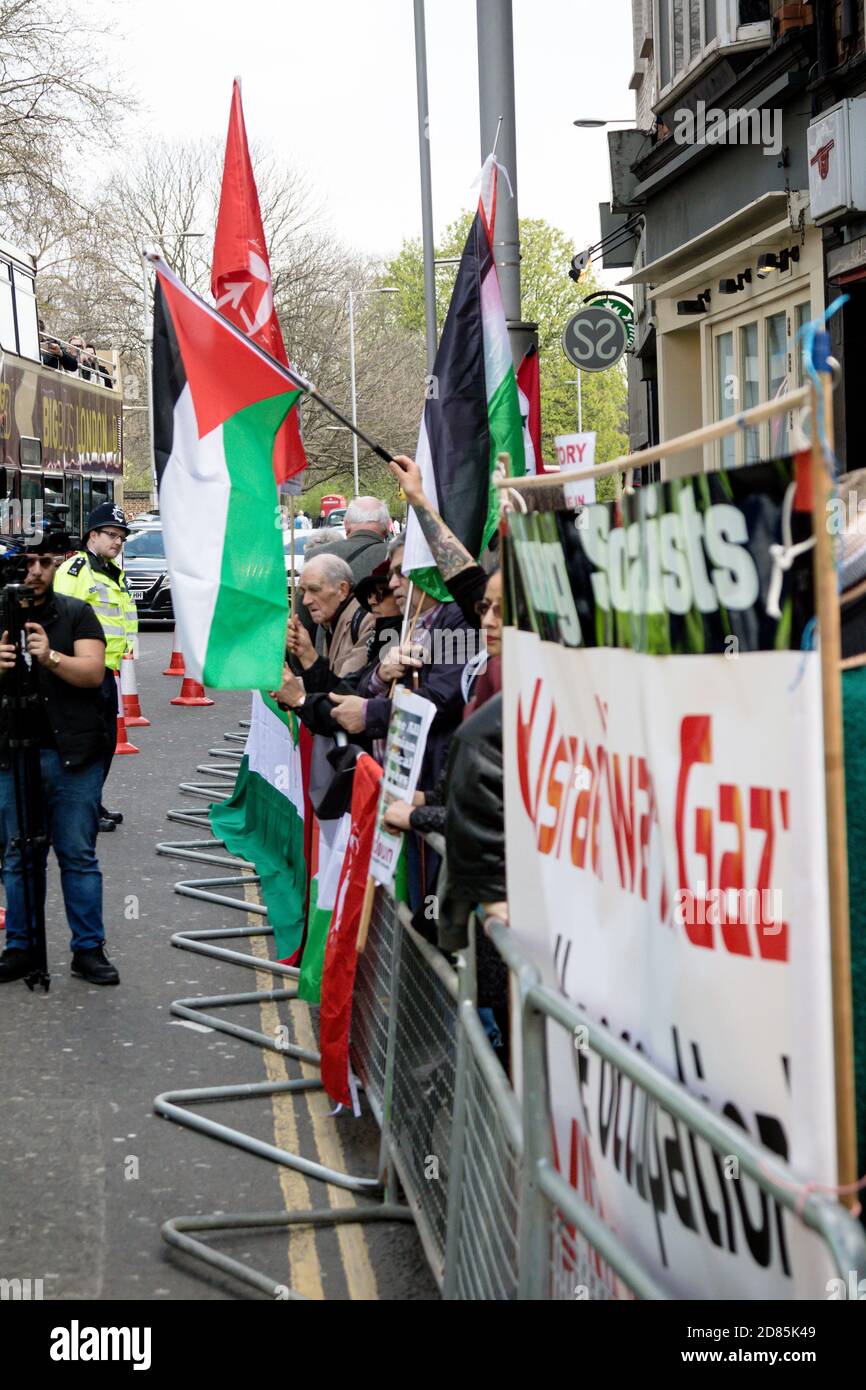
0;751;105;953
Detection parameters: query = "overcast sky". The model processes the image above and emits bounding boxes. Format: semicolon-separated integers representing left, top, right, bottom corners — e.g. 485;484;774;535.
112;0;634;270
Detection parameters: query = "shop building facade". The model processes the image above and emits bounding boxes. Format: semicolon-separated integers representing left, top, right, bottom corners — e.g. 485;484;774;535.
607;1;865;478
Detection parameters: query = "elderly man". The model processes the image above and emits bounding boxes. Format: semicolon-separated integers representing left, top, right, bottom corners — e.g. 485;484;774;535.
287;553;374;686
313;496;390;583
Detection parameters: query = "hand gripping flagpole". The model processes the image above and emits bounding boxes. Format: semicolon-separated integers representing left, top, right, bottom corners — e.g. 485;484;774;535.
146;251;397;467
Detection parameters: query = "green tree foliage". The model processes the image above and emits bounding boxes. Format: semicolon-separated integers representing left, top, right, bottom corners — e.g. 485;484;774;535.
383;212;628;490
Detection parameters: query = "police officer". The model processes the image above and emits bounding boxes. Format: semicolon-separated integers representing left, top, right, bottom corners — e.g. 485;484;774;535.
54;503;138;832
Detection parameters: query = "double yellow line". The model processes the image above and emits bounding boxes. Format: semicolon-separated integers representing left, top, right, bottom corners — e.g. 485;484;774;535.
248;924;379;1301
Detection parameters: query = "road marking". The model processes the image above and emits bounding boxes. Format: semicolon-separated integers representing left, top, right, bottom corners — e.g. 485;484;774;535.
248;908;324;1301
292;1004;380;1302
245;886;378;1301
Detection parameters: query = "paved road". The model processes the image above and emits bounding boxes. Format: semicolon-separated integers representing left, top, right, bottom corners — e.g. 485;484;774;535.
0;630;437;1301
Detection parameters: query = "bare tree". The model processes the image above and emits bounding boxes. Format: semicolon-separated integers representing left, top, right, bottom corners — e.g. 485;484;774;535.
16;132;426;495
0;0;129;229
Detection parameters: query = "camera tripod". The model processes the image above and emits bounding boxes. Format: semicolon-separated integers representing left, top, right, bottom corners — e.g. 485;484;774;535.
1;581;50;992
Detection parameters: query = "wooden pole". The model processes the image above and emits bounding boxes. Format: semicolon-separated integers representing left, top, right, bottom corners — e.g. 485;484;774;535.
497;386;811;491
810;366;857;1198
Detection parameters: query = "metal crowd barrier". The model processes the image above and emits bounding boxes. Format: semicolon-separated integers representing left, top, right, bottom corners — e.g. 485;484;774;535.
155;723;866;1300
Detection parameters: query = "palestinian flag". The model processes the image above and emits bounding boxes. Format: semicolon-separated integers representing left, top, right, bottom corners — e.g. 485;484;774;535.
209;692;307;959
298;812;352;1004
319;753;383;1109
152;255;301;689
403;154;525;598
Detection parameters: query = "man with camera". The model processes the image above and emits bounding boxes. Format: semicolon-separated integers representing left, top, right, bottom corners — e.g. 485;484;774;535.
0;533;120;986
54;503;138;832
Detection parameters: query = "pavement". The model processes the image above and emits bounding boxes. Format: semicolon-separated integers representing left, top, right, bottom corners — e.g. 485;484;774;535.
0;629;437;1301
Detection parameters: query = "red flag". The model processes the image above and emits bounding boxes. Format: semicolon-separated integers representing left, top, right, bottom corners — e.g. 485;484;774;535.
212;79;307;483
319;755;383;1109
517;343;543;475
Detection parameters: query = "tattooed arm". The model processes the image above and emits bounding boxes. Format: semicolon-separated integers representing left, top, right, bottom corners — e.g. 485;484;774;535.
388;454;474;583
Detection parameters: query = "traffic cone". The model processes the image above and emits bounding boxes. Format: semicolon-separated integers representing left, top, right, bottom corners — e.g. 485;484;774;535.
121;651;150;727
171;676;214;708
115;675;140;754
163;627;185;677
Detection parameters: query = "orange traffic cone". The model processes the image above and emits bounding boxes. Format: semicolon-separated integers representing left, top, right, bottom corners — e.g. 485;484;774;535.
121;651;150;727
115;674;140;753
163;627;185;677
171;676;214;707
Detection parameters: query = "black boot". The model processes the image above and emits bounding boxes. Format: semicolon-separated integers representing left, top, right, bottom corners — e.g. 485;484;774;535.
0;948;37;983
98;815;117;833
99;805;123;825
70;946;120;985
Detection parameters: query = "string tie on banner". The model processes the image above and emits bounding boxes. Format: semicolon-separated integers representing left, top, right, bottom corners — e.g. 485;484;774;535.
758;1159;866;1220
788;617;817;693
766;481;815;621
798;295;847;477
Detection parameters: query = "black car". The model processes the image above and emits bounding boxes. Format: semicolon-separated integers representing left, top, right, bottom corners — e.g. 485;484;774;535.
123;527;173;622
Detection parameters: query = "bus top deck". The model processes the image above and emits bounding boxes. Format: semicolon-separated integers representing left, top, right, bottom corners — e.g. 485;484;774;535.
0;233;123;540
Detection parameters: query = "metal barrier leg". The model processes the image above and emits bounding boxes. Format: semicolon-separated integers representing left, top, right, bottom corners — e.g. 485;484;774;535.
162;1205;414;1301
442;917;476;1300
155;731;413;1299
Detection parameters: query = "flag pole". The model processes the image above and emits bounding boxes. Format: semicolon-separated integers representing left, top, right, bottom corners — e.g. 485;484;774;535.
147;252;396;466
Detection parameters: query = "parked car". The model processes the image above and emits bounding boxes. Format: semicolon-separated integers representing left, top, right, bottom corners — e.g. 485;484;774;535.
123;526;172;621
128;510;160;531
326;508;347;528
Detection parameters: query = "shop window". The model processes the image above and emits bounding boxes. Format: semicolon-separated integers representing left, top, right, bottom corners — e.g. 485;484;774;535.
740;322;760;463
716;332;735;469
766;311;789;456
712;296;812;468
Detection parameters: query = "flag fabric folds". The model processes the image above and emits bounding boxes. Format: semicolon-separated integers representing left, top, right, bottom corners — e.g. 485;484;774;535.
402;153;525;598
151;257;298;689
209;693;307;960
298;812;352;1004
517;343;543;475
319;754;383;1108
213;78;307;483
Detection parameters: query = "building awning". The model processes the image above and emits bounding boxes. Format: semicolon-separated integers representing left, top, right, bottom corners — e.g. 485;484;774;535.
618;191;809;299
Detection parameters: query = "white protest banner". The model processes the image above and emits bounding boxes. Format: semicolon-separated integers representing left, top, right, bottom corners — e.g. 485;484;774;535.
503;456;839;1299
369;687;436;887
504;634;837;1299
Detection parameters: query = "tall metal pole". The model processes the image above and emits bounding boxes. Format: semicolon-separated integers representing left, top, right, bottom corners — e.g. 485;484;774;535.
578;371;583;434
413;0;438;375
476;0;535;367
348;289;360;498
140;249;157;508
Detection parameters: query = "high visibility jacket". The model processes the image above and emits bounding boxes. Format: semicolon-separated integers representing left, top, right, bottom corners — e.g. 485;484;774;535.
54;550;138;671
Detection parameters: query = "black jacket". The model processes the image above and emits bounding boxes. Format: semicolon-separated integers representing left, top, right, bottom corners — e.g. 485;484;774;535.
0;591;106;770
296;613;402;741
439;693;505;952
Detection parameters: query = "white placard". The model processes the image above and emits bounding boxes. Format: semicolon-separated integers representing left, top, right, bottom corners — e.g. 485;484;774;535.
369;688;436;886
